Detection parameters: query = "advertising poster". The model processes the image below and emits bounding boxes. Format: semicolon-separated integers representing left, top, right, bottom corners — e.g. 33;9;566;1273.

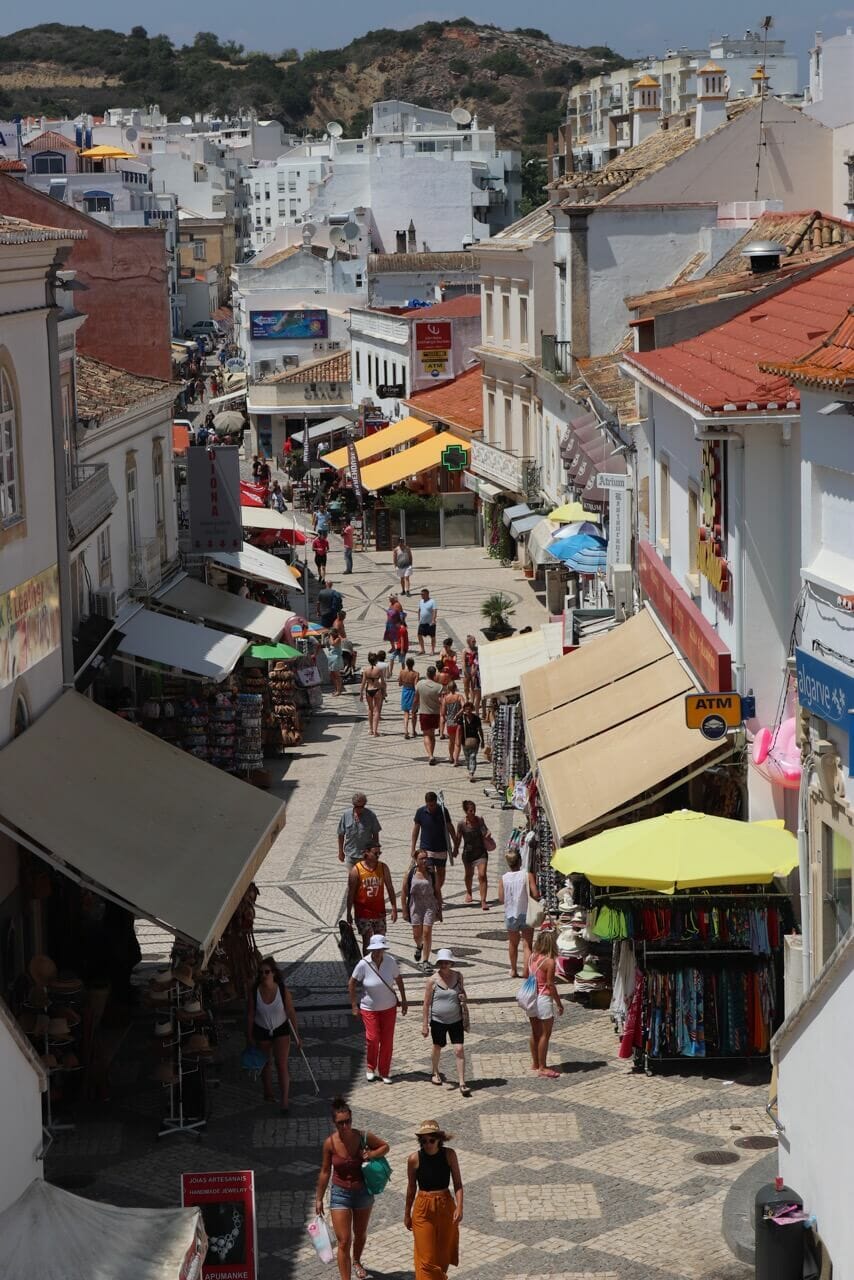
249;309;329;341
415;320;452;351
414;319;454;386
347;440;364;508
0;564;61;690
187;446;242;552
181;1170;257;1280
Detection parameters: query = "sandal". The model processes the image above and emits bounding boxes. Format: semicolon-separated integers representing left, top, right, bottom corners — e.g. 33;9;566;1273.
460;1084;471;1097
431;1073;443;1086
353;1265;371;1280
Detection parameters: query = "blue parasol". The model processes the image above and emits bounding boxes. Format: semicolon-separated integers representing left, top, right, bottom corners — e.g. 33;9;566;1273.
548;532;608;574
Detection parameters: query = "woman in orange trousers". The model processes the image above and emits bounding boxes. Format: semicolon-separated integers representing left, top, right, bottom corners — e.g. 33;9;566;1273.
404;1119;463;1279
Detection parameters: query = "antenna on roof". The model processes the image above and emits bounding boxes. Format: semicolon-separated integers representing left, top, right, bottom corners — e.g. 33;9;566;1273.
302;222;317;246
326;121;343;138
326;246;336;260
753;15;774;200
451;106;472;128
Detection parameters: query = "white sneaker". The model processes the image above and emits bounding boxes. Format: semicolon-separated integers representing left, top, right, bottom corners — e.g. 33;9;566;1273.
366;1069;376;1081
381;1076;393;1084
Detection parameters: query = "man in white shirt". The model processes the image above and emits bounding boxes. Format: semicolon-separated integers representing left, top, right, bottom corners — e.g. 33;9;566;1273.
417;587;438;656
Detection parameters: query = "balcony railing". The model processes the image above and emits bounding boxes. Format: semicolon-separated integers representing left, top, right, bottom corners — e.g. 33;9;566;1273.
66;462;118;549
129;536;163;594
541;334;572;380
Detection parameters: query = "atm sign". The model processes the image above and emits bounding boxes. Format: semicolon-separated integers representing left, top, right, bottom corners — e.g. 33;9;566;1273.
684;692;742;730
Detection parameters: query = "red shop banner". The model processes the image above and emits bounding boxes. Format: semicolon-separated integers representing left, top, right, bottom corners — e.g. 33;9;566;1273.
638;541;732;692
181;1169;257;1280
415;319;452;350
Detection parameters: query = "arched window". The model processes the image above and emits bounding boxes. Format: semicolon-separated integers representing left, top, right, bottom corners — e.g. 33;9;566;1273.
32;150;66;175
0;367;22;526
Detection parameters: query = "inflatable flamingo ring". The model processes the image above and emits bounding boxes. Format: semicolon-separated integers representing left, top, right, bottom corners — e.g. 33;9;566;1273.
751;717;801;790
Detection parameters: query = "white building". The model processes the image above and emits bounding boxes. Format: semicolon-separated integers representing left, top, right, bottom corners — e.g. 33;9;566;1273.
350;294;481;421
367;250;480;309
0;1001;45;1212
569;32;799;167
247;101;521;256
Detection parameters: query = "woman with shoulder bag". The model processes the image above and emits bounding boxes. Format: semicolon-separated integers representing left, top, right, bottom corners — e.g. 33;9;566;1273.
348;935;408;1084
315;1095;389;1280
422;949;470;1096
405;1119;464;1280
498;850;540;977
460;702;484;780
455;800;493;910
246;955;301;1113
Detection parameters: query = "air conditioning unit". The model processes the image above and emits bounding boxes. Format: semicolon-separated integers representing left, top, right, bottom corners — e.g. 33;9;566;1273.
610;564;633;621
90;588;118;620
257;359;274;375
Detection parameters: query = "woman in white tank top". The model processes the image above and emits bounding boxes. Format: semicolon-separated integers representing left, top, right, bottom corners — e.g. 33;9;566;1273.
246;955;301;1113
498;851;540;978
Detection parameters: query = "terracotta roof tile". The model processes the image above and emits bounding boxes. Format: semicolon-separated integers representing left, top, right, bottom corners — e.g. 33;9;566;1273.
625;254;854;414
576;353;638;426
558;98;756;208
760;307;854;390
268;350;350;384
0;213;85;245
22;130;80;153
403;294;480;318
75;354;176;423
368;251;480;272
488;203;554;246
0;159;26;173
405;365;483;432
708;210;854;277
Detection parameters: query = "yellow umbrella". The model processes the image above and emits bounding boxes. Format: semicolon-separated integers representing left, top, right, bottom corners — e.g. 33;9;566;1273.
547;502;600;524
79;144;137;159
551;809;798;891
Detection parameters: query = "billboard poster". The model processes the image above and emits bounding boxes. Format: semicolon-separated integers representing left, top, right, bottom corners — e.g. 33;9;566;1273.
187;445;242;552
181;1170;257;1280
415;320;452;350
249;309;329;341
0;563;61;690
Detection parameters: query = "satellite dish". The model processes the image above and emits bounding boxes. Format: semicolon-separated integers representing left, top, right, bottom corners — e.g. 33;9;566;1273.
451;106;472;126
125;126;138;142
327;121;343;138
329;227;345;246
343;222;359;241
180;116;193;126
326;246;336;260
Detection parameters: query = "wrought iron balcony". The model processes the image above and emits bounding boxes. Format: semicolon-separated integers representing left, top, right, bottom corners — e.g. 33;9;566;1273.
541;334;572;381
66;462;117;549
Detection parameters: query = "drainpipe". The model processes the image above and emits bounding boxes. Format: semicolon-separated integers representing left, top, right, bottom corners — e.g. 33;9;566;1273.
692;425;745;694
797;749;816;992
45;258;75;689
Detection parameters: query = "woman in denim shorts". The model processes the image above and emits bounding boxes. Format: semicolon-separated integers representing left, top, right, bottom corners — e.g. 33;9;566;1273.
315;1096;389;1280
498;850;539;978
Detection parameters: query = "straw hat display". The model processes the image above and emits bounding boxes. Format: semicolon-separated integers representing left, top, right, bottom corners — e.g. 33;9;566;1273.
61;1051;81;1070
174;962;195;988
19;1011;49;1036
51;1006;81;1028
145;987;171;1006
184;1033;212;1055
49;974;83;995
40;1053;58;1070
47;1016;72;1039
29;954;57;985
27;986;50;1009
557;927;587;956
153;1016;173;1038
152;1061;179;1085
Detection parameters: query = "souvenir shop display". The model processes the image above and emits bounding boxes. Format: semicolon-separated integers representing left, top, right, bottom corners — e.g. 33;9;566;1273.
18;954;85;1132
490;702;528;795
590;889;790;1074
266;662;304;752
220;882;260;1000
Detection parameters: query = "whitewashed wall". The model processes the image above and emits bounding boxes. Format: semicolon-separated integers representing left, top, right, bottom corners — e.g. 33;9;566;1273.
0;1010;43;1212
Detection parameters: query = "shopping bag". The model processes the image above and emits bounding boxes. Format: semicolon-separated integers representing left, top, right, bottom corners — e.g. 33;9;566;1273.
306;1213;335;1263
515;975;539;1017
526;896;546;929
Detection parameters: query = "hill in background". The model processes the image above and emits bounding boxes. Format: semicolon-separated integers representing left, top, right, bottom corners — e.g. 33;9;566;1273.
0;20;629;147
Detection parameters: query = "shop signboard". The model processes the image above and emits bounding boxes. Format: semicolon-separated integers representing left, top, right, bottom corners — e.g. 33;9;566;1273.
685;692;742;740
249;309;328;341
796;647;854;768
414;320;453;385
187;445;241;552
347;440;364;508
638;541;732;692
181;1169;257;1280
606;487;630;569
0;563;61;690
415;320;452;350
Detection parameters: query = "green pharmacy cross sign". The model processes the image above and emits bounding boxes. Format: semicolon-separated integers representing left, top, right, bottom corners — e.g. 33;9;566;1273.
441;443;467;472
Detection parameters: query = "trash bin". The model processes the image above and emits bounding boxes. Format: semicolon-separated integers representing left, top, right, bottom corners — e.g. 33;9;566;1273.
755;1177;804;1280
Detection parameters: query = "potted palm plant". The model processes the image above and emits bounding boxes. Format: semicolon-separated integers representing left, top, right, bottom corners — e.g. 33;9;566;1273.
480;591;516;640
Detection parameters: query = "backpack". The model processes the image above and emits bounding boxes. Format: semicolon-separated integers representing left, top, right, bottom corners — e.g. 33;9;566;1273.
329;590;343;615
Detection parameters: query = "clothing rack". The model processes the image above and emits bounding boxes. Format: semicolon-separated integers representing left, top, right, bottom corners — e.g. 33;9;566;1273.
594;891;790;903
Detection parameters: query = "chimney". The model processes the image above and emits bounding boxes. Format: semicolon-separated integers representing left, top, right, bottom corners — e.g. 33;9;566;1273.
695;62;728;139
631;75;661;146
751;65;771;97
741;240;785;274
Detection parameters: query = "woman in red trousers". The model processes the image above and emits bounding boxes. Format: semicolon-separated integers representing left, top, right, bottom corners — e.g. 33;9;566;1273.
348;935;408;1083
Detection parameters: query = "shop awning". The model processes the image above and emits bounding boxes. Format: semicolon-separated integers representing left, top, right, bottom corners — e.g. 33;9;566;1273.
527;517;560;566
359;430;469;492
510;512;542;538
502;502;532;527
155;575;295;641
521;608;729;844
479;623;564;699
0;1179;205;1280
291;415;353;445
323;416;433;469
209;388;247;406
117;607;248;681
560;414;627;503
240;506;298;532
207;541;301;586
0;692;285;961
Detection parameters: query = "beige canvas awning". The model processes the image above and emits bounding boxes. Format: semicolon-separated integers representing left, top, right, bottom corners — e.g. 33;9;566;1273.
0;693;285;961
479;624;564;699
521;609;729;844
155;575;294;642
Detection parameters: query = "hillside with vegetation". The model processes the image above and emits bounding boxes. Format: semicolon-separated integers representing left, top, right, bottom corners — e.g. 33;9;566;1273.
0;19;629;147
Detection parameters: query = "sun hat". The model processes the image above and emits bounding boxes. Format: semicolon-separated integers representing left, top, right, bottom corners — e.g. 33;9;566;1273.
174;962;195;988
435;949;455;963
47;1017;71;1039
178;996;203;1016
366;934;389;952
29;954;57;985
576;961;605;983
185;1033;211;1054
154;1016;173;1038
152;1061;179;1085
415;1119;453;1140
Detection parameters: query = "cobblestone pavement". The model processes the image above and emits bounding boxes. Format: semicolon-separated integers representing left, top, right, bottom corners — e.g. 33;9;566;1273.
45;533;774;1278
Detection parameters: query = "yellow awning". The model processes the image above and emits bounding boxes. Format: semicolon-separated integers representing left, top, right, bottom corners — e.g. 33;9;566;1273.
323;416;433;470
359;431;469;492
79;144;137;159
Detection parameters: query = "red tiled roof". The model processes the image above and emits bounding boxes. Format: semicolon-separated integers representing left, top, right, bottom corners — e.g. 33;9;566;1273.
268;350;350;384
404;294;481;319
760;308;854;390
624;255;854;414
23;130;79;153
405;365;483;432
0;159;26;173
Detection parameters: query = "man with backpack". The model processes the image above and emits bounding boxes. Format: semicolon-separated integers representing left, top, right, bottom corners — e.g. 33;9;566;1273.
317;580;343;629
